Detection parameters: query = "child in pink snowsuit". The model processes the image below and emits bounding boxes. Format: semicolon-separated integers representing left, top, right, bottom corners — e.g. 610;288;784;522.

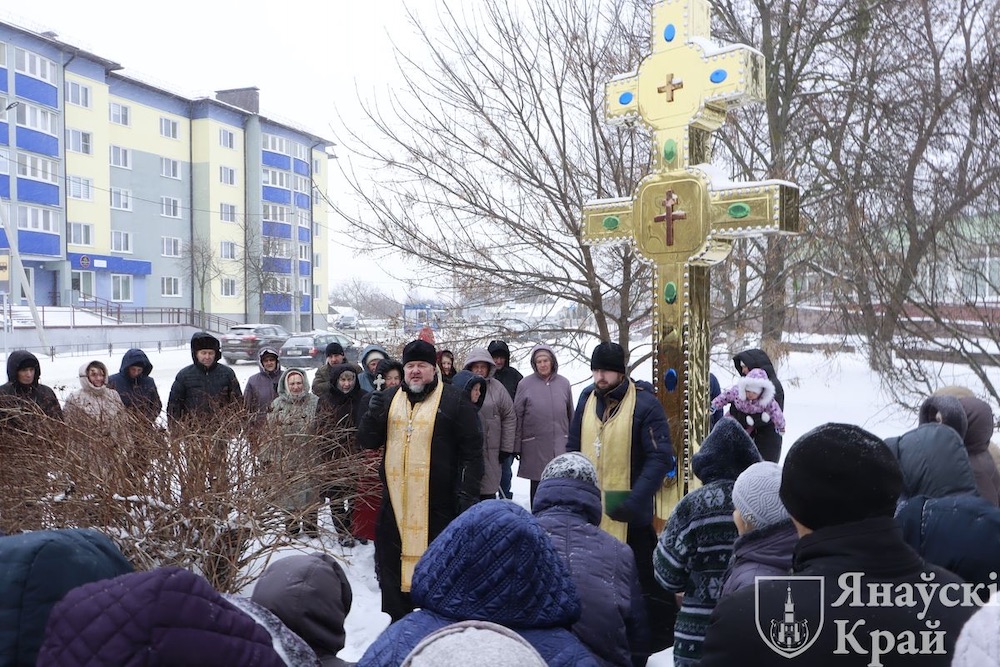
711;368;786;435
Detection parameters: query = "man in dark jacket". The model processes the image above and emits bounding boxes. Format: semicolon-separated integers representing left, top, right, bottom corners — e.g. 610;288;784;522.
166;332;243;424
700;423;977;666
312;342;346;397
567;341;678;658
533;452;648;666
357;339;483;622
252;553;354;667
0;349;64;428
489;340;523;500
108;348;162;424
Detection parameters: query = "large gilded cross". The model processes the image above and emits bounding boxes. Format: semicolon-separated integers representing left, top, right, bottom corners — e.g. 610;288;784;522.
582;0;801;519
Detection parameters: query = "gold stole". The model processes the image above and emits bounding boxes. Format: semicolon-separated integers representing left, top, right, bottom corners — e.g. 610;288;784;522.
580;381;636;542
384;381;444;591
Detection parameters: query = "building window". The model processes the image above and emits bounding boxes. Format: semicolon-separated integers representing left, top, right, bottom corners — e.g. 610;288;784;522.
296;210;310;228
267;240;292;259
298;244;311;261
219;128;235;149
111;274;132;302
292;143;309;160
66;129;93;155
312;284;321;299
160;158;180;179
220;277;238;297
0;148;7;175
16;153;59;184
0;42;6;68
161;197;181;218
161;276;181;297
14;48;56;84
294;175;310;193
111;230;132;253
110;145;131;169
313;252;321;268
16;205;59;233
219;166;236;185
299;277;310;296
312;222;321;237
15;103;57;136
65;81;91;108
162;237;181;257
110;188;132;211
68;222;93;246
109;102;130;126
262;204;289;222
159;117;179;139
220;241;237;259
220;203;237;222
313;158;321;173
262;168;290;188
68;176;93;200
71;270;95;298
268;275;292;293
263;134;289;154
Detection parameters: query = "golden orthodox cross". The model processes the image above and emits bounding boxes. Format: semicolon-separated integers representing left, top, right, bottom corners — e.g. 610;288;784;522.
581;0;801;519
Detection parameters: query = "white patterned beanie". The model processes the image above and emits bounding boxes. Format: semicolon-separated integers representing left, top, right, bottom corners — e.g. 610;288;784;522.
732;461;789;530
540;452;598;486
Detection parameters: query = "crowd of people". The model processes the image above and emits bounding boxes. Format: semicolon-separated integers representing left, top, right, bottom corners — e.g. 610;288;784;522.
1;333;999;666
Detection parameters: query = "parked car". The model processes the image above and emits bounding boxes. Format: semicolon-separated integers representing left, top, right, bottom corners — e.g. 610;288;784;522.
221;324;292;364
278;331;360;368
334;315;358;330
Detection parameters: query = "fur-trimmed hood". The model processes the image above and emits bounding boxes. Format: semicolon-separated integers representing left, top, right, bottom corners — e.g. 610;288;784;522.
738;369;775;404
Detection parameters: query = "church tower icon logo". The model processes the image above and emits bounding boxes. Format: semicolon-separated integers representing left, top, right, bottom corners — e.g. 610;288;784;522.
754;576;825;658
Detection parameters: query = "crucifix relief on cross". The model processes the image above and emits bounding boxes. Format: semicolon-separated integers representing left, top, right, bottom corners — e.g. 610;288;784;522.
580;0;801;520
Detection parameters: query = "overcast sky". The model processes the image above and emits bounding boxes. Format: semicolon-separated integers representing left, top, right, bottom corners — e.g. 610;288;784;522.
2;0;417;299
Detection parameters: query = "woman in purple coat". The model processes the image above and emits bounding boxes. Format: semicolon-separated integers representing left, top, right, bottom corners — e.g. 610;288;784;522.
532;453;648;667
515;344;574;506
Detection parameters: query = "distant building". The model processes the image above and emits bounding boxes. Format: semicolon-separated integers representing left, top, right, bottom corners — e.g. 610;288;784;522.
0;21;334;331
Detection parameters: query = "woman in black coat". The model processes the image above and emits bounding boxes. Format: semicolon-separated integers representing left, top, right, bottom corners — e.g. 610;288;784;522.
731;349;785;462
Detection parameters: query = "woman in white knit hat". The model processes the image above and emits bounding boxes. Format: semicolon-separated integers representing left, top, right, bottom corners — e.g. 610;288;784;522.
719;461;799;598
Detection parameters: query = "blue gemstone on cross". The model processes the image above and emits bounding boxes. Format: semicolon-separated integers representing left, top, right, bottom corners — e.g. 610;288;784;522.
710;69;728;83
663;24;676;42
619;91;634;105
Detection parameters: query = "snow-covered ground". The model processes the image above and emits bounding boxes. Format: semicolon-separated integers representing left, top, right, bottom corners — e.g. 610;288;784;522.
17;339;999;664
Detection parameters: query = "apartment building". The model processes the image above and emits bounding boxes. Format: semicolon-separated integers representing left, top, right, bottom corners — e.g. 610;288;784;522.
0;21;333;331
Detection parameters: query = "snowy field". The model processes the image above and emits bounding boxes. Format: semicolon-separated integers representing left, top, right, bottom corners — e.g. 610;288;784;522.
16;338;999;664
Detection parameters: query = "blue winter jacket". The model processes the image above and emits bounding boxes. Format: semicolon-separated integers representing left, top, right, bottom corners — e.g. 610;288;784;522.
358;500;598;667
37;567;318;666
0;529;132;666
533;477;648;666
567;378;676;527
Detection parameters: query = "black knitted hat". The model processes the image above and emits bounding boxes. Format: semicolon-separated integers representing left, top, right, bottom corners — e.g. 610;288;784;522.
780;423;902;531
590;342;627;374
325;341;345;357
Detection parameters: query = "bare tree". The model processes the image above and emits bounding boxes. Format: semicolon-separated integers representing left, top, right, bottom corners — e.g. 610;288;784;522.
331;0;657;364
330;279;403;320
180;235;223;313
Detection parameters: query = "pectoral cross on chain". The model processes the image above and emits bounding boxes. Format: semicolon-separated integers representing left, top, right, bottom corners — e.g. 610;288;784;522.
594;436;602;460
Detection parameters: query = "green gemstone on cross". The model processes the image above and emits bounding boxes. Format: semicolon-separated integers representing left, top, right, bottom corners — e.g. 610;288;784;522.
664;281;678;304
728;202;751;219
603;215;620;230
663;139;678;164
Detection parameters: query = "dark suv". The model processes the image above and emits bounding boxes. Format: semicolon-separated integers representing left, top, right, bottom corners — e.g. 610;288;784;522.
221;324;292;364
279;331;360;368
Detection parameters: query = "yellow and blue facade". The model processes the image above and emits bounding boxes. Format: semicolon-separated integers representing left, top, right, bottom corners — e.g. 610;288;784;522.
0;21;332;329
